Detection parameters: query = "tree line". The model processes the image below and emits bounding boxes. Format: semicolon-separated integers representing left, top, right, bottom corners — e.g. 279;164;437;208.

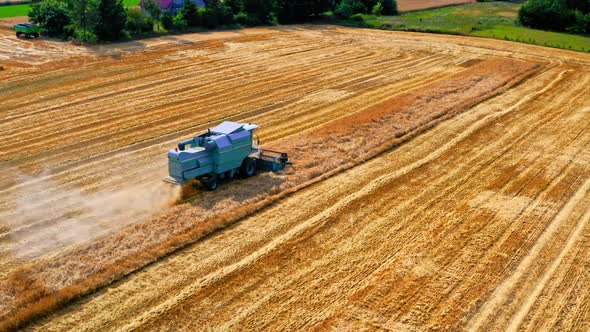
29;0;372;42
519;0;590;34
334;0;397;18
29;0;126;41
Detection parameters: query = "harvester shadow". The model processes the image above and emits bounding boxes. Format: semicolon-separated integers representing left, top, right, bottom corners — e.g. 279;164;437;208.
185;172;288;211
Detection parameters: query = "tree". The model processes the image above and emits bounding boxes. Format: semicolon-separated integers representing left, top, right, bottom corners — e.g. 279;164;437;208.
126;7;153;34
68;0;98;41
95;0;127;41
173;11;188;29
519;0;590;33
361;0;378;13
29;0;71;37
334;0;352;18
381;0;397;15
225;0;244;14
200;8;218;27
371;1;382;15
143;0;162;30
519;0;573;31
566;0;590;13
208;0;235;25
334;0;366;17
569;10;590;33
182;0;200;26
243;0;275;24
276;0;331;23
161;11;174;30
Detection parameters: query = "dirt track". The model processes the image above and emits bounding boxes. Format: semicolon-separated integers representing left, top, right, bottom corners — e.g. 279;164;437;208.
1;24;590;330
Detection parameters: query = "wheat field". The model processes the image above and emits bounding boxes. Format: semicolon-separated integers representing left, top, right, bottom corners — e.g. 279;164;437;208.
0;23;589;330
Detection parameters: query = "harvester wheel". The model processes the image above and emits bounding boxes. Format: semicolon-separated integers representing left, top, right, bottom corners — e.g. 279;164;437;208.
240;157;256;178
16;32;22;38
226;168;237;179
206;177;218;191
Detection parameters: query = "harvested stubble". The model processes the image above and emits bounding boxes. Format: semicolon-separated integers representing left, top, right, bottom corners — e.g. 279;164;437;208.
0;57;540;330
2;25;590;331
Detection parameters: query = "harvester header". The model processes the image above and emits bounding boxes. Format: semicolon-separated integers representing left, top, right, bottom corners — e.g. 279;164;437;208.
164;121;289;190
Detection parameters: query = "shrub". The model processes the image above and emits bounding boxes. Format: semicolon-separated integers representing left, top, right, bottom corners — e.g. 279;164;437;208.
199;8;219;28
67;0;99;41
182;0;200;26
361;0;377;12
142;0;162;29
215;4;235;25
234;11;259;25
568;10;590;33
161;11;174;30
28;0;71;37
335;0;367;18
351;1;367;14
225;0;245;14
74;28;97;42
335;0;353;18
371;1;383;15
173;11;188;30
95;0;127;41
351;13;364;21
63;23;76;37
270;13;279;25
197;2;235;28
125;8;153;34
234;11;248;24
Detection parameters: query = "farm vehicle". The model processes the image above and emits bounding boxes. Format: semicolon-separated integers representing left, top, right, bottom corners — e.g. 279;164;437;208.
13;24;40;39
164;121;289;190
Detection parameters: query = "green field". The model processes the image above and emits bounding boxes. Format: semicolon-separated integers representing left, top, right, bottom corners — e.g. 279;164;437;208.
0;0;139;19
472;25;590;52
0;4;29;18
340;1;590;53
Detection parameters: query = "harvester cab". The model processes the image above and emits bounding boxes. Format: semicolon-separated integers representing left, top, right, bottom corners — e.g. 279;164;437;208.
164;121;289;190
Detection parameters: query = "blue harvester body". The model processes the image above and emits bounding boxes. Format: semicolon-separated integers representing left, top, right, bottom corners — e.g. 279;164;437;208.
164;121;289;189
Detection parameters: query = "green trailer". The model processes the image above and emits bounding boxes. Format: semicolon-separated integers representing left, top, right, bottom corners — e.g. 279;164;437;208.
164;121;290;190
13;23;40;39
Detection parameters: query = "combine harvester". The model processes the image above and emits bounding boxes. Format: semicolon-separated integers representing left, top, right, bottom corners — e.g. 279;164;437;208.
164;121;290;190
